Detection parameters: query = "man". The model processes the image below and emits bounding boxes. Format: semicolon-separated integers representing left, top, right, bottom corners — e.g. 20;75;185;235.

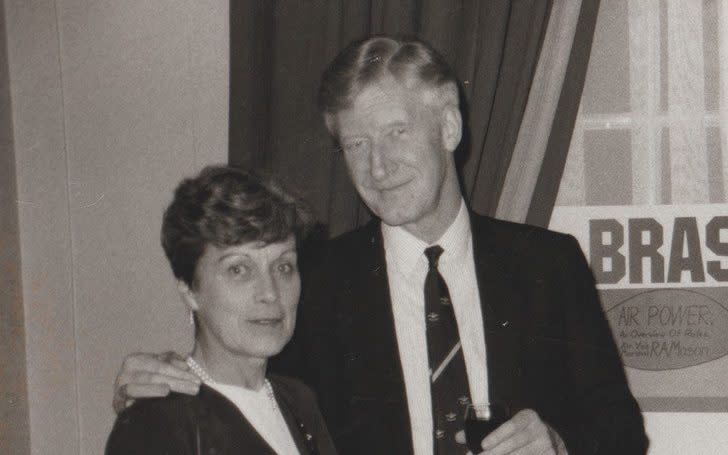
114;36;647;454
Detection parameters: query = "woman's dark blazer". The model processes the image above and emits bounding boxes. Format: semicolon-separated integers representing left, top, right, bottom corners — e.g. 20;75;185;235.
105;374;337;455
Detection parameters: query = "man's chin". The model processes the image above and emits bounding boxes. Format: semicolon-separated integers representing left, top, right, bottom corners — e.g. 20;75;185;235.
375;208;417;228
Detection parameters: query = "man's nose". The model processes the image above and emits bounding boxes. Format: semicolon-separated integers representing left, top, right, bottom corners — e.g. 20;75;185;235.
369;141;395;180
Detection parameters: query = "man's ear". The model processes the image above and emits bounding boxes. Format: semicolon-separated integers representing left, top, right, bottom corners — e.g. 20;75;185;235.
323;113;338;136
441;104;462;153
177;281;199;312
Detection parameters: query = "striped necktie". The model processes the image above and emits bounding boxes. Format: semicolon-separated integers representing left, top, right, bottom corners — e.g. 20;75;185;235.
424;245;471;454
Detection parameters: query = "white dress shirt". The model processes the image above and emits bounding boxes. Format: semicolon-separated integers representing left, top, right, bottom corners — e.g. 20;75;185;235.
381;200;489;455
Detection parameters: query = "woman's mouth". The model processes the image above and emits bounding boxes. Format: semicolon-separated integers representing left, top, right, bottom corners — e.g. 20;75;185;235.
248;318;282;326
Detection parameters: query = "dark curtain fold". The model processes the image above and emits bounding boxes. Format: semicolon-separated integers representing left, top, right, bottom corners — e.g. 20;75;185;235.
525;0;601;227
229;0;587;237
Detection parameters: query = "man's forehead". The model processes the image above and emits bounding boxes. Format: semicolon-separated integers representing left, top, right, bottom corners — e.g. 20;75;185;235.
354;76;431;106
336;80;429;129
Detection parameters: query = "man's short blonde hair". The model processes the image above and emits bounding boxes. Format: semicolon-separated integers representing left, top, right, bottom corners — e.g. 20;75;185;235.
318;36;460;123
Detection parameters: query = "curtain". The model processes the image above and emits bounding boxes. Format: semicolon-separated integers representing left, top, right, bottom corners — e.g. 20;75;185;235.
229;0;600;235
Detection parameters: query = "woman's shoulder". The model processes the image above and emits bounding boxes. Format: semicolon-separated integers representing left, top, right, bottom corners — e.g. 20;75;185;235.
120;390;202;419
105;392;203;454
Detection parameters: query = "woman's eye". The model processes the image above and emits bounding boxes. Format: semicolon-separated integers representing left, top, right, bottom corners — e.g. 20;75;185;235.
277;262;296;275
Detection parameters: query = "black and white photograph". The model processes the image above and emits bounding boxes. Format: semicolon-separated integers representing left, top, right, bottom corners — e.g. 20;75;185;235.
2;1;727;454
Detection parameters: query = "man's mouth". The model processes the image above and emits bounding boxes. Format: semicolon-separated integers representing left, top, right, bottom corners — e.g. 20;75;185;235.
374;178;412;192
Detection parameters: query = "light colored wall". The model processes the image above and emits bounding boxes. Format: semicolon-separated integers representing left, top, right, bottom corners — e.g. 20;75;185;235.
5;0;228;453
0;0;30;452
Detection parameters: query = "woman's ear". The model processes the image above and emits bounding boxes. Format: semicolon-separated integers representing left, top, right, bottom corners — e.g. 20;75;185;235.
177;281;200;312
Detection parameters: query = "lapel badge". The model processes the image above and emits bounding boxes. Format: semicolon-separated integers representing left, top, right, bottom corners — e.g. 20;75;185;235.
445;412;457;422
435;429;445;439
458;396;470;405
439;297;450;305
427;312;440;322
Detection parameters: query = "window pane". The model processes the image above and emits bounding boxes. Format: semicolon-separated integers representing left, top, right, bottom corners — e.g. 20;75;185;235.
584;129;633;205
582;0;631;114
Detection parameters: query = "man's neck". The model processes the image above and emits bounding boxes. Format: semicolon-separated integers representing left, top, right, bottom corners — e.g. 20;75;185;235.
399;182;463;244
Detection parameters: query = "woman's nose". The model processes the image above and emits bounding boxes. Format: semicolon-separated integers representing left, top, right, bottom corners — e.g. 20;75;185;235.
256;272;278;303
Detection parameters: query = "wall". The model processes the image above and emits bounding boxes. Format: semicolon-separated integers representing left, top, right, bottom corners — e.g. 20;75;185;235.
0;0;30;452
4;0;228;453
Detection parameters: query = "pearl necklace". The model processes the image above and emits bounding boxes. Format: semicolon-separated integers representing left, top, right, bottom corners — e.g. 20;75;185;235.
185;356;278;412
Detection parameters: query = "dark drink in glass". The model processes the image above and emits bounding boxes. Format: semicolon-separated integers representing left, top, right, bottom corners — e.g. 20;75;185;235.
464;403;509;453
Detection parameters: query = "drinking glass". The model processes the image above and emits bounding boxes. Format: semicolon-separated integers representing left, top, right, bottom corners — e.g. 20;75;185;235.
464;403;509;453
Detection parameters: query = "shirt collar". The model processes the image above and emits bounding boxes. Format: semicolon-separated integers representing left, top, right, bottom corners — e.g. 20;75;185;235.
381;199;471;276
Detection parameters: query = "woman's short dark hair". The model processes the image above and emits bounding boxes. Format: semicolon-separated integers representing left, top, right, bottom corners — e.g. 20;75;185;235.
318;35;457;117
161;165;312;287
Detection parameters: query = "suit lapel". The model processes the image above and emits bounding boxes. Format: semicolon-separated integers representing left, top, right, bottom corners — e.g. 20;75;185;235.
344;222;408;401
336;221;413;449
471;214;524;411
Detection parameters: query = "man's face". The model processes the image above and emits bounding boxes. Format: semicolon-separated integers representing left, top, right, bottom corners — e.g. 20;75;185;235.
333;77;457;230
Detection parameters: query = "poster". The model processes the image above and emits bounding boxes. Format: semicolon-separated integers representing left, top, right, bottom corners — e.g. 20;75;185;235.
551;204;728;412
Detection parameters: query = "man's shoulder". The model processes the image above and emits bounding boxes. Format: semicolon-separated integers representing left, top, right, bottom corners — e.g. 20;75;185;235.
310;221;380;268
328;220;378;249
470;212;578;254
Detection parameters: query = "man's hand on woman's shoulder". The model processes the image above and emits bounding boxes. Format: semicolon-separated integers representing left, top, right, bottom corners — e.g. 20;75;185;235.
112;351;201;413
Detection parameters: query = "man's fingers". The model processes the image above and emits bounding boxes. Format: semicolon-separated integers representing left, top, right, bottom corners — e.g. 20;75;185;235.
124;374;200;396
158;351;187;364
112;375;200;414
112;383;168;414
170;357;192;372
124;383;172;399
121;353;200;384
112;388;132;414
479;417;519;450
455;430;466;444
479;409;555;455
480;430;530;455
483;438;551;455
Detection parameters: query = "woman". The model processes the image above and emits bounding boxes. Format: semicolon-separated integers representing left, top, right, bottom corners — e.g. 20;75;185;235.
106;166;336;455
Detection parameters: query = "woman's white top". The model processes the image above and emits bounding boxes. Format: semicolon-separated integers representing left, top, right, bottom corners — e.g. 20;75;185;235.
207;381;301;455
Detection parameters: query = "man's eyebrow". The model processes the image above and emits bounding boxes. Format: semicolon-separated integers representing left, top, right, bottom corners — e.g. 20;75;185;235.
217;252;249;263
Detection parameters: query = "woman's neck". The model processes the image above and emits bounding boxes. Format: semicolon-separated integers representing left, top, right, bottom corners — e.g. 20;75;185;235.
191;341;267;390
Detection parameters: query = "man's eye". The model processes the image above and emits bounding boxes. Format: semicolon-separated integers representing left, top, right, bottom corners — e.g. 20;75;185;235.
343;139;367;153
393;127;406;136
228;264;249;277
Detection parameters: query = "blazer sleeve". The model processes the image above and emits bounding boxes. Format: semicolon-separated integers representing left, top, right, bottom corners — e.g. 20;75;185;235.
553;235;648;455
105;399;195;455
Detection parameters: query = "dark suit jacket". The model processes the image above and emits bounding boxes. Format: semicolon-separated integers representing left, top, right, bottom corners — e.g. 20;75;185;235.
274;213;648;455
105;375;337;455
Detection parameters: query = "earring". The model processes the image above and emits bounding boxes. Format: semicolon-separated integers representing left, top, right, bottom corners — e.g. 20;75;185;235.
188;310;195;326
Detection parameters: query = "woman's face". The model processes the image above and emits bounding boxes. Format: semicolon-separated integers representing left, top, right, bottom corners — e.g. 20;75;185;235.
187;236;300;361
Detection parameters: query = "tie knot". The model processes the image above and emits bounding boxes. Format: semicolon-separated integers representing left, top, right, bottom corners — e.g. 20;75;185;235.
424;245;444;268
